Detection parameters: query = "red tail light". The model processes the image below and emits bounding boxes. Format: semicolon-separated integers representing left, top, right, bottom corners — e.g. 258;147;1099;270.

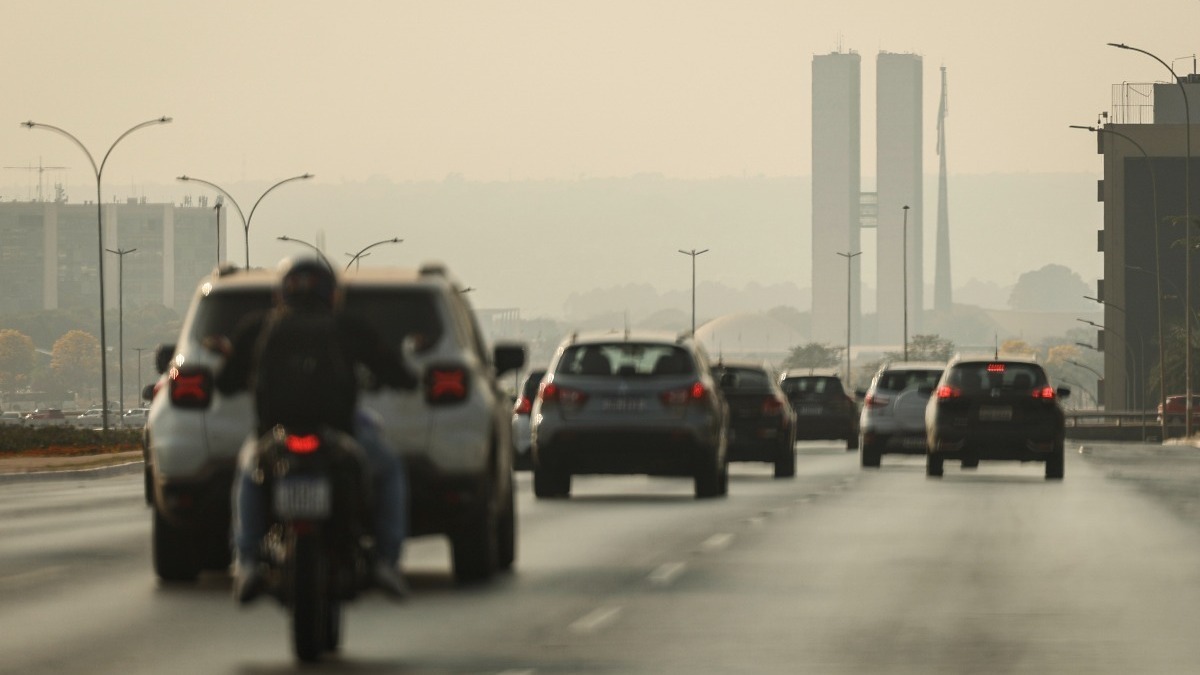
762;396;784;416
169;366;212;409
1032;386;1056;400
540;382;588;406
426;366;469;405
936;385;961;400
513;396;533;415
865;393;890;408
285;434;320;454
661;381;706;406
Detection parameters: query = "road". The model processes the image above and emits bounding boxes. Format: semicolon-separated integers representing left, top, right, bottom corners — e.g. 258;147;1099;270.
3;442;1200;673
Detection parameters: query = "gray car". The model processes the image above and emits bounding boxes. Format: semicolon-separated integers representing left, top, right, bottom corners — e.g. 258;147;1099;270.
858;361;945;467
531;332;729;499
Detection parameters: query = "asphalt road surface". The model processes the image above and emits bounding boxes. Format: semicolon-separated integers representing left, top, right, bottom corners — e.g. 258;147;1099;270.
3;442;1200;673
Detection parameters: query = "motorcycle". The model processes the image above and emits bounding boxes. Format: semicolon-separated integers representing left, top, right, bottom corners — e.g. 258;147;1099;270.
253;424;374;662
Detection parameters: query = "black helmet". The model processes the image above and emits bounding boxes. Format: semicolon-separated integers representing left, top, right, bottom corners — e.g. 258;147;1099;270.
277;256;338;310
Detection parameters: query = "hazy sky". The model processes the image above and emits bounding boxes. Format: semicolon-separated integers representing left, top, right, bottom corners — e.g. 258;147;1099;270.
3;1;1199;316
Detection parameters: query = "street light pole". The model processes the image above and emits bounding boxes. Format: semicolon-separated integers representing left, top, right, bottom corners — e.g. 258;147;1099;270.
345;237;403;271
837;251;862;383
1072;124;1166;438
678;248;709;336
23;116;172;431
902;205;910;362
132;346;150;405
213;195;224;267
105;247;136;414
1110;42;1192;436
177;173;314;268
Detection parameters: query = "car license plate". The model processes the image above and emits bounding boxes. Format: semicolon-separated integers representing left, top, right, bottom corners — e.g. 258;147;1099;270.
602;397;646;412
978;406;1012;422
903;436;927;449
273;476;332;519
799;405;823;415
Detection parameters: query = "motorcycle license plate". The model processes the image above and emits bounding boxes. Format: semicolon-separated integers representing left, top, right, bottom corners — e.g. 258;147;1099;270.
274;476;332;519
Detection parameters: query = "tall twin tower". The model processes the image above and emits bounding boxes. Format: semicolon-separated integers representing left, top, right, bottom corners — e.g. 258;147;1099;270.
811;49;953;346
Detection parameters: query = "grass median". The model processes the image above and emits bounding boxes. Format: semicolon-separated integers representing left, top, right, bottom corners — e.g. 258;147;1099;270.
0;425;141;457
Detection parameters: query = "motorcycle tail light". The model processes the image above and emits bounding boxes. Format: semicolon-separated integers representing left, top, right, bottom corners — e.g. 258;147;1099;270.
285;434;320;454
169;365;212;409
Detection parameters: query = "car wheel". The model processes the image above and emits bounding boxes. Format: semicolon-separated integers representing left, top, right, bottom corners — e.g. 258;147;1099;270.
451;480;499;584
774;441;796;478
925;453;943;478
695;459;724;499
860;439;881;468
152;509;201;583
533;466;570;499
717;460;729;496
497;474;517;571
1045;441;1065;480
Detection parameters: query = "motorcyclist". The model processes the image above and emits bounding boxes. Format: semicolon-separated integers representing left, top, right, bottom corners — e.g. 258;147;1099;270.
213;256;418;603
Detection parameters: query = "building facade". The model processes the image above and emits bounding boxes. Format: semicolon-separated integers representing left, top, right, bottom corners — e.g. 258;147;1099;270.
811;50;862;344
0;197;224;315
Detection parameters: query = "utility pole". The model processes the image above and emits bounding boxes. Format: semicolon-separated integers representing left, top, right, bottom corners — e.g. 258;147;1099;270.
837;251;861;383
903;205;910;361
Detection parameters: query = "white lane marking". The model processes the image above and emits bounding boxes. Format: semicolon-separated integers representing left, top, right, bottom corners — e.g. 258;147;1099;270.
745;515;766;527
648;561;687;585
569;606;623;634
701;533;734;551
0;565;66;589
497;670;536;675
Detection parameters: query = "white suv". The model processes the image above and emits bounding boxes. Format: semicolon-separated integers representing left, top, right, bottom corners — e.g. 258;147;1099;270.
857;361;945;467
143;263;524;584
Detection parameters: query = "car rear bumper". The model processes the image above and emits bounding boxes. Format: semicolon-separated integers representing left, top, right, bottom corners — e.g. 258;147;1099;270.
795;415;855;440
863;430;928;454
535;430;719;476
930;429;1060;461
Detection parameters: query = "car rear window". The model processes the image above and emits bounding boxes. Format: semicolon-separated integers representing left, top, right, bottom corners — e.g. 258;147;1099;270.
946;362;1047;393
342;288;443;348
877;369;942;392
188;288;274;341
714;367;771;389
781;377;844;396
557;343;694;377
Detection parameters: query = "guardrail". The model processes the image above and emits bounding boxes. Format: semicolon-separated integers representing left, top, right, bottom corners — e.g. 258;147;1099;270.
1064;409;1168;442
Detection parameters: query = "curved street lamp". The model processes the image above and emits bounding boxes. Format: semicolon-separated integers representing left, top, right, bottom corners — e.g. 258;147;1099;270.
178;172;314;268
345;237;403;271
23;116;172;431
1109;41;1193;435
276;235;332;269
678;248;709;337
1072;123;1166;436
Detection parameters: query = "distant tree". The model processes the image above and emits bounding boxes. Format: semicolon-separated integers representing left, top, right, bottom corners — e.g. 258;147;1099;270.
1008;264;1092;311
0;329;35;393
51;330;100;395
1001;339;1037;356
879;334;956;363
782;342;842;371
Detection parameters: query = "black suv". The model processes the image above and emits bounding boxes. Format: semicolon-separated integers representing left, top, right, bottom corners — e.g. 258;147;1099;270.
925;357;1070;479
713;362;797;477
778;373;859;450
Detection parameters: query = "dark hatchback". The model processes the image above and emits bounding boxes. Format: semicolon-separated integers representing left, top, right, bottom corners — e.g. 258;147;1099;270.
713;363;797;477
779;373;859;451
925;357;1070;479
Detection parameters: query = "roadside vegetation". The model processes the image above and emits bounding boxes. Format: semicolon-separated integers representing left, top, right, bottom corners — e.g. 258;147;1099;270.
0;426;140;455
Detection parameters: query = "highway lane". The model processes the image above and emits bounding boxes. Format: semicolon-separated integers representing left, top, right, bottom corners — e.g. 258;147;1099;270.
3;443;1200;673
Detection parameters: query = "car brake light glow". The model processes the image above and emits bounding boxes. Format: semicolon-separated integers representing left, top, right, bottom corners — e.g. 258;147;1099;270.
540;382;588;406
1032;386;1056;400
513;396;533;415
865;393;889;408
285;434;320;454
426;366;469;404
691;382;706;400
987;363;1005;373
169;366;212;409
936;385;961;400
762;396;784;415
660;381;706;406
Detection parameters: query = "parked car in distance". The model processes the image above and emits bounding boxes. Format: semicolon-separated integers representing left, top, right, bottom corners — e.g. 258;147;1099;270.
69;408;107;428
511;368;546;471
24;408;67;427
531;331;729;499
779;372;859;450
0;411;25;425
121;408;151;428
925;356;1069;479
857;361;945;467
713;361;796;477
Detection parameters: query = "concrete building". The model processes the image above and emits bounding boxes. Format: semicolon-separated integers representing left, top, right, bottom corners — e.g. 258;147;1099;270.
0;197;224;315
875;52;923;347
1094;77;1200;411
811;50;862;344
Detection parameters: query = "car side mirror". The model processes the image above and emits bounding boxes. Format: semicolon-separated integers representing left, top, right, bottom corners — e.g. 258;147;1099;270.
493;342;526;377
154;343;175;374
1057;386;1072;399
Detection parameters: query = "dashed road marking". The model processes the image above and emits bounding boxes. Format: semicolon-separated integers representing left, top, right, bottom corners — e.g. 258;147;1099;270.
701;533;734;551
569;606;623;634
497;670;536;675
648;561;687;585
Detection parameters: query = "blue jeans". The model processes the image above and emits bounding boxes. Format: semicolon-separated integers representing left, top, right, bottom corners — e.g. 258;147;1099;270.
233;408;407;565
